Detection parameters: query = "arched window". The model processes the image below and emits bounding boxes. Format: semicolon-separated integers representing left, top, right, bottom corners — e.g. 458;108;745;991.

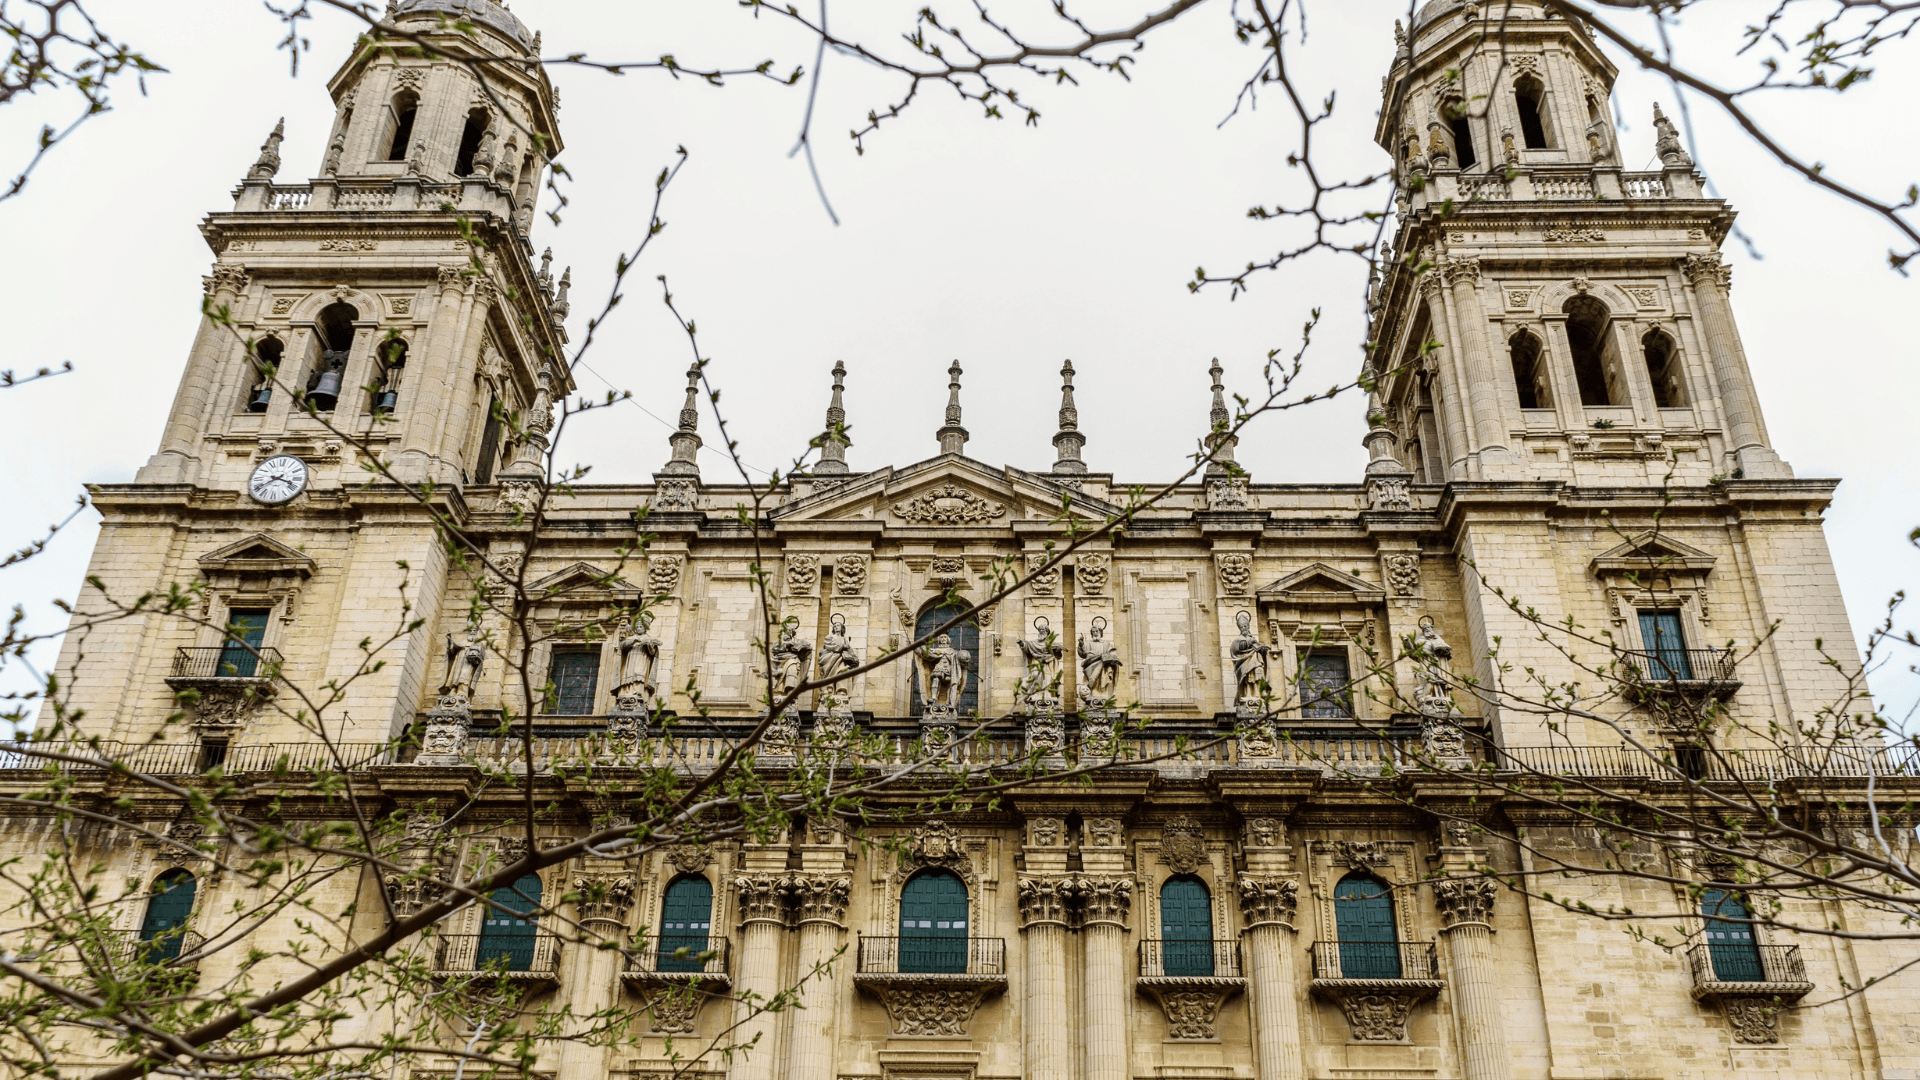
1509;330;1549;410
898;869;968;973
658;875;714;972
1563;296;1620;406
1159;876;1215;976
139;869;196;963
306;302;358;412
247;336;284;413
454;109;488;176
1445;102;1477;170
1333;872;1400;979
372;338;407;414
910;603;979;716
1701;888;1764;981
1515;76;1551;149
473;395;505;485
1642;329;1686;408
476;873;542;971
387;92;419;161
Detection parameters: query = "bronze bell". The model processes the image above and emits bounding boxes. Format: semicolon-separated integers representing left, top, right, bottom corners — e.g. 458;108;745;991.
247;386;272;413
374;389;398;413
309;369;343;411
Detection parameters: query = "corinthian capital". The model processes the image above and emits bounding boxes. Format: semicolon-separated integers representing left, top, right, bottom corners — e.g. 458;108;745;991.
1440;255;1481;287
1072;874;1133;926
1017;875;1072;928
787;873;851;926
733;874;788;926
1237;875;1299;930
1433;876;1499;929
1680;252;1731;289
573;873;636;926
201;265;250;298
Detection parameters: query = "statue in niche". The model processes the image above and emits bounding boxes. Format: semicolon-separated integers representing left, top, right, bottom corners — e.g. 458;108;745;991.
1077;617;1122;707
917;633;972;713
613;612;662;711
1229;610;1279;713
768;622;813;698
816;612;859;681
1016;615;1064;712
442;624;485;698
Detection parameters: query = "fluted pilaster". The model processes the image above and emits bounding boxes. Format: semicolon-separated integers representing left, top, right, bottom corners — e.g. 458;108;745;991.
1074;875;1132;1080
1238;875;1304;1080
730;874;789;1080
1436;878;1511;1080
1018;876;1073;1080
787;874;850;1080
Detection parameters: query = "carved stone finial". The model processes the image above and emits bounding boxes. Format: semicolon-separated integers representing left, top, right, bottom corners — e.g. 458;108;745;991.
1653;102;1693;167
550;266;571;322
816;360;851;475
248;117;285;181
936;360;969;455
660;364;703;477
536;247;555;297
1204;359;1240;477
1051;359;1087;474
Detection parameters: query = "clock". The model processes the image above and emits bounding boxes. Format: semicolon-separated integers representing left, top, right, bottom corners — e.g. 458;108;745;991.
249;455;309;505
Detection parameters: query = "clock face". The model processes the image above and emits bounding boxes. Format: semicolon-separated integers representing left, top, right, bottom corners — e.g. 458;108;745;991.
249;455;308;505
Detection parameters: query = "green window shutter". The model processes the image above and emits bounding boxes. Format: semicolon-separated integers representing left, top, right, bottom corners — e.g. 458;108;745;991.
659;876;713;973
899;870;968;973
1638;610;1692;679
1334;874;1400;979
220;608;271;677
1701;889;1763;981
1159;876;1215;976
139;871;197;963
477;873;542;971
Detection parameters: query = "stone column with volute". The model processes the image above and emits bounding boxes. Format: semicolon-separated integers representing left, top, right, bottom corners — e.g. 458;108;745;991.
786;819;854;1080
1016;812;1074;1080
555;870;636;1080
1432;824;1512;1080
729;870;791;1080
1679;252;1790;478
1237;815;1305;1080
1075;814;1132;1080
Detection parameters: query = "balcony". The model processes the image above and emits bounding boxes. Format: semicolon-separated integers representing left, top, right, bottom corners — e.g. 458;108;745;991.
853;936;1008;1037
1685;943;1813;1000
1309;941;1445;1042
166;646;284;687
0;739;395;777
1495;743;1920;782
621;938;731;990
86;927;206;969
1137;940;1246;1040
432;931;560;989
1621;648;1741;700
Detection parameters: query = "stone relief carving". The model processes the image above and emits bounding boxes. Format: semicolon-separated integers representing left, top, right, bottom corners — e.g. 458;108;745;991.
573;874;636;924
900;820;972;880
647;556;683;596
1237;875;1299;927
1544;226;1606;243
786;554;820;595
666;843;709;874
1017;875;1072;926
1159;817;1209;874
1385;553;1420;595
833;554;868;594
928;556;968;590
1216;553;1252;595
1369;477;1413;511
864;983;1000;1037
1433;877;1498;927
1025;553;1060;594
495;479;540;513
1141;987;1234;1040
1205;477;1249;511
1084;817;1123;849
1028;817;1063;847
639;989;703;1034
1075;553;1110;595
1331;990;1422;1041
652;479;698;511
1334;840;1391;868
1722;997;1784;1044
892;483;1006;525
1244;817;1284;848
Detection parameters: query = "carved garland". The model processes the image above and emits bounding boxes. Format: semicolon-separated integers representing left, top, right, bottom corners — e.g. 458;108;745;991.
891;483;1006;525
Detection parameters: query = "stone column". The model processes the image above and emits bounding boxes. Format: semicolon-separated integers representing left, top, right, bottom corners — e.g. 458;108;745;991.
786;874;851;1080
1434;878;1512;1080
143;266;252;483
1441;256;1515;474
1076;875;1133;1080
1018;876;1074;1080
394;264;474;479
730;874;790;1080
1238;875;1305;1080
1419;280;1473;481
556;872;636;1080
1679;253;1789;477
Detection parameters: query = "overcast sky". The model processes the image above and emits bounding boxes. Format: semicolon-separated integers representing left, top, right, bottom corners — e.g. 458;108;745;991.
2;1;1914;718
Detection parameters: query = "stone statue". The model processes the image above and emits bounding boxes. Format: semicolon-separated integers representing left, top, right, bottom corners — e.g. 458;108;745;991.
1416;617;1453;665
442;625;484;698
768;622;813;697
1077;618;1122;706
918;633;972;713
470;125;497;176
613;613;661;711
1229;610;1279;709
1016;616;1064;712
816;612;859;681
322;130;346;176
1653;102;1691;167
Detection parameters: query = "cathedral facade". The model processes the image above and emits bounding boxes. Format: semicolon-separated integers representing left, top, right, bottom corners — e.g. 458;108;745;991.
32;3;1920;1080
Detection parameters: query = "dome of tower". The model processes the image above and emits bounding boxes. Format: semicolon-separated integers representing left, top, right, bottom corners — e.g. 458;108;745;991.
1411;0;1466;30
390;0;533;52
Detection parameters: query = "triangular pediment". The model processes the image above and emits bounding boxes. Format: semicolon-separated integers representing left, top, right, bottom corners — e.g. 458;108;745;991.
529;561;635;596
1256;562;1386;604
768;454;1121;528
198;533;315;575
1591;531;1716;576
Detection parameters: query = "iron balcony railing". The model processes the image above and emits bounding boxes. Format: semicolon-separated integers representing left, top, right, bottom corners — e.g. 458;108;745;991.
433;931;560;978
87;927;207;968
1309;940;1441;982
1138;939;1243;979
1685;943;1808;988
0;740;396;776
1622;648;1737;684
170;646;284;680
856;935;1006;976
1496;743;1920;782
625;938;730;977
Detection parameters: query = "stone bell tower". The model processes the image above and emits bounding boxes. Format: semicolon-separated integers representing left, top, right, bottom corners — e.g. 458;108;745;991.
1366;0;1791;486
62;0;573;745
